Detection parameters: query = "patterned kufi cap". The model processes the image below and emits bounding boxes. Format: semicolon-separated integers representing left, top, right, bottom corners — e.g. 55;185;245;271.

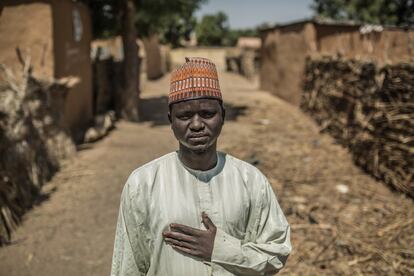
168;57;222;105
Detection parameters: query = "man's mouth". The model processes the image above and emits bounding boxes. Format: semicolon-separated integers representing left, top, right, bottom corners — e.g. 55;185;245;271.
188;133;209;139
188;134;209;143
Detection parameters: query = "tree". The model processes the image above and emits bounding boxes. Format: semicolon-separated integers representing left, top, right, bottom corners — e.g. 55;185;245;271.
135;0;205;41
79;0;206;120
195;12;259;47
79;0;139;121
196;11;230;46
82;0;205;45
312;0;414;26
79;0;120;38
161;16;198;48
120;0;139;121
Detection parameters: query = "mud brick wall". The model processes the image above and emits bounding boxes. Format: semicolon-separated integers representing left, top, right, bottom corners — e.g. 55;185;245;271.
260;21;414;106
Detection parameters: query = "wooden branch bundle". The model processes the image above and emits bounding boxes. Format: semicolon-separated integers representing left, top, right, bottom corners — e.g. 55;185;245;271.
0;60;76;245
302;57;414;198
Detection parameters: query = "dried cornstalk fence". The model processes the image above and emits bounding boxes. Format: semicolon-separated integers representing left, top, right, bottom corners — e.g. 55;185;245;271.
302;57;414;198
0;58;76;245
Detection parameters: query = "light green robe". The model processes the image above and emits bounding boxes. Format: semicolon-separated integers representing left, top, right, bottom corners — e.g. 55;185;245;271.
111;152;291;276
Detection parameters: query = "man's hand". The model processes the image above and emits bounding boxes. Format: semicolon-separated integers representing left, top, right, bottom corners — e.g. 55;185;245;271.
162;212;217;261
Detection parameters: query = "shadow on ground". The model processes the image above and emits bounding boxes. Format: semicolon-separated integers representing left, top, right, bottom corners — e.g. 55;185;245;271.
138;96;248;126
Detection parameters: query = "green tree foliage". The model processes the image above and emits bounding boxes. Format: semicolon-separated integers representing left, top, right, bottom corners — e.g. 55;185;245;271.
78;0;120;38
160;16;198;47
195;11;258;47
79;0;205;43
312;0;414;26
196;11;230;46
136;0;205;44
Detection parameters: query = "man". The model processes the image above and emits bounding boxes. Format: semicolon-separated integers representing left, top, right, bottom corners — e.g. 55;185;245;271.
111;57;291;276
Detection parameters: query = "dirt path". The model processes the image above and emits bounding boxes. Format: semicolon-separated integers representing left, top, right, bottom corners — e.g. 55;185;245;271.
1;72;413;275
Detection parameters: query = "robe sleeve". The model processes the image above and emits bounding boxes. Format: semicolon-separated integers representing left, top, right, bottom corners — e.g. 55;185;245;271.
211;179;291;275
111;175;150;276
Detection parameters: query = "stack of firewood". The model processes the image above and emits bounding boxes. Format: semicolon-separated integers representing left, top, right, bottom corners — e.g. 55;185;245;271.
0;59;76;245
302;57;414;198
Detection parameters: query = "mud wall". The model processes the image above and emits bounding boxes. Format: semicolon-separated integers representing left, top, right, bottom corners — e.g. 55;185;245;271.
1;0;93;139
52;0;93;139
302;58;414;198
170;47;230;71
260;22;316;105
0;2;54;78
260;21;414;106
143;34;164;80
316;25;414;64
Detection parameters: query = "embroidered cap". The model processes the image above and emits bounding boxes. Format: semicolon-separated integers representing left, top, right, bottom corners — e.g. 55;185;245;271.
168;57;222;105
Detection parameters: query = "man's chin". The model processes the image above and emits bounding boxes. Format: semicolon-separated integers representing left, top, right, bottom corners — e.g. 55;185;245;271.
189;145;209;154
183;142;211;154
180;139;216;154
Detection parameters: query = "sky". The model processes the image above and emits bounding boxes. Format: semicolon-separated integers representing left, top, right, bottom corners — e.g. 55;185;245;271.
195;0;315;29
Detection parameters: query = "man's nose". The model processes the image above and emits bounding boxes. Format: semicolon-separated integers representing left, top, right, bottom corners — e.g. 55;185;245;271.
189;114;204;131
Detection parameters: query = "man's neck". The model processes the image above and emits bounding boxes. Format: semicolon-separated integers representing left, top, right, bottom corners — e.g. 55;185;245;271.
178;144;217;171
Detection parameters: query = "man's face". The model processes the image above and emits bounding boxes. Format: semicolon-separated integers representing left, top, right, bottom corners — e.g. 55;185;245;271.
169;99;224;153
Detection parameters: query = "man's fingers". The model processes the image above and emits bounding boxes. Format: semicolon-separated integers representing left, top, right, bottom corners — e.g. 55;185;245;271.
201;212;215;230
170;223;201;236
164;237;195;250
163;231;196;243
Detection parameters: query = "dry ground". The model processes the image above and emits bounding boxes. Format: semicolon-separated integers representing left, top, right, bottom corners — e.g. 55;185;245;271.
0;72;413;275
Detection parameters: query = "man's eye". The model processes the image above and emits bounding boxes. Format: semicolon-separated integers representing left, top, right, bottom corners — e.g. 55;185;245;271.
201;111;215;118
177;114;191;120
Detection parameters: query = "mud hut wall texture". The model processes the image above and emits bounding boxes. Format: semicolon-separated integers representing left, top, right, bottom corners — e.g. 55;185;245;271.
143;34;164;80
260;21;414;106
316;24;414;64
52;1;93;136
170;47;229;72
260;22;316;105
0;0;93;137
302;58;414;198
0;2;54;78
